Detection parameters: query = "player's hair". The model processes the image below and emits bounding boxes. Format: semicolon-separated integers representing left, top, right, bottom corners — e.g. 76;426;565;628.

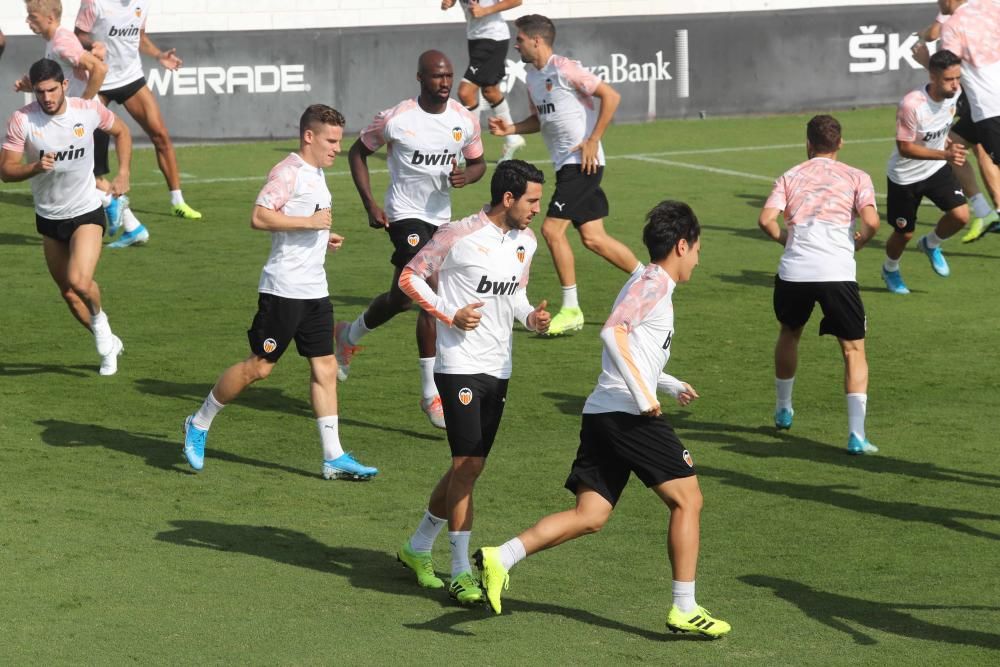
490;159;545;205
25;0;62;20
28;58;65;86
643;200;700;262
806;114;841;154
298;104;346;137
929;49;961;72
515;14;556;46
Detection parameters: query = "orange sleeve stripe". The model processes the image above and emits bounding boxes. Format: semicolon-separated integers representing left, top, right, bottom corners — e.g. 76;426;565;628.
399;268;453;326
613;324;657;407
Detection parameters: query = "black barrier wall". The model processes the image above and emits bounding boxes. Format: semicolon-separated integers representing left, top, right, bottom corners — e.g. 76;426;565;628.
0;4;933;141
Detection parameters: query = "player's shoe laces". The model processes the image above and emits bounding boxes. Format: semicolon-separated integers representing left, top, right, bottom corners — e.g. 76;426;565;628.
420;395;446;429
847;432;878;455
397;541;444;589
498;135;526;163
544;306;584;336
666;605;731;638
917;236;950;277
334;321;361;381
171;202;202;220
881;267;910;295
107;224;149;248
774;407;793;430
98;335;123;376
473;547;509;615
322;452;378;480
448;571;484;605
104;195;126;237
183;415;207;471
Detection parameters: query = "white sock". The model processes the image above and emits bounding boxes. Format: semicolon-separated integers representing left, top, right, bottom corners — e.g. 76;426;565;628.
923;231;943;248
970;192;992;218
561;284;579;310
883;257;900;272
91;310;114;355
847;392;867;441
170;190;185;206
632;262;645;276
449;531;472;578
122;206;141;233
97;189;112;207
498;537;526;571
775;377;794;411
419;357;438;400
317;415;344;461
408;510;447;553
672;580;697;613
192;391;225;430
347;313;372;346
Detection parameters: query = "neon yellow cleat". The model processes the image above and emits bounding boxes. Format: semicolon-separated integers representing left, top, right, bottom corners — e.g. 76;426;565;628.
171;202;203;220
544;306;584;336
473;547;509;614
961;211;998;243
448;571;484;605
397;542;444;589
666;605;731;638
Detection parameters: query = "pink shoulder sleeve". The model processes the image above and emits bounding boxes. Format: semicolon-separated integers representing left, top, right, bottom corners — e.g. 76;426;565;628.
76;0;98;32
3;111;28;153
895;94;920;142
517;230;537;289
941;19;965;60
93;98;116;131
604;272;668;333
406;222;462;278
460;106;484;160
764;175;787;211
52;29;86;66
359;108;392;152
555;56;601;96
256;161;297;211
854;172;877;212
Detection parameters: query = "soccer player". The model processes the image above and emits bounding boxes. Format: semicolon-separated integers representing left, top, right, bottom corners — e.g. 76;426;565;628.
440;0;526;162
882;49;970;295
395;159;550;605
181;105;377;481
75;0;202;230
475;200;731;638
338;50;487;429
0;58;132;376
489;13;642;336
758;115;880;454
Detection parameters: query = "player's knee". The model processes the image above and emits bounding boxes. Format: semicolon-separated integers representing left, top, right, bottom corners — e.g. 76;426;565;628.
245;358;274;382
577;511;609;535
952;207;970;226
148;126;173;150
580;233;606;254
541;223;564;245
450;457;485;482
67;274;93;296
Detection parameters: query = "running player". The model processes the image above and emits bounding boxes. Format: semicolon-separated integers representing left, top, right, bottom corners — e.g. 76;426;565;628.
489;14;642;336
75;0;202;233
440;0;526;161
475;200;731;638
181;105;377;480
758;115;880;454
338;50;487;429
881;49;970;294
1;58;131;375
395;159;550;605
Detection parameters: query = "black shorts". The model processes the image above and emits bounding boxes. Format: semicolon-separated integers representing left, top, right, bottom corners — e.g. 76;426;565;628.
246;293;334;362
547;165;610;225
93;129;110;177
773;276;866;341
35;206;105;242
565;412;696;507
952;92;977;144
388;218;438;268
974;116;1000;167
434;372;509;458
100;77;146;106
464;38;509;88
886;164;966;234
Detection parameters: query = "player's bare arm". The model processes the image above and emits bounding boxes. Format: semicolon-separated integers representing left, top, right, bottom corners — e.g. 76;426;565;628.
853;204;880;250
469;0;523;18
78;51;108;100
574;82;620;175
14;75;32;93
897;138;967;166
251;205;332;232
758;207;788;245
105;116;133;196
140;30;182;71
348;138;389;228
0;148;54;182
440;0;457;10
489;113;541;136
449;155;487;188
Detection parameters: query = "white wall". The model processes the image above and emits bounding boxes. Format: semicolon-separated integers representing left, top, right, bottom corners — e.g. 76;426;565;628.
2;1;926;34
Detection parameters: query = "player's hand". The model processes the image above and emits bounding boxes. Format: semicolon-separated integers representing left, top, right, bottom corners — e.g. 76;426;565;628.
489;117;513;137
641;403;662;417
441;0;457;9
675;382;699;407
448;157;468;188
469;1;488;18
34;152;56;173
327;232;345;252
14;75;30;93
91;42;107;61
911;40;930;66
944;139;967;167
110;170;130;196
158;48;183;71
453;301;485;331
527;299;551;333
310;207;333;230
366;203;389;229
572;137;601;174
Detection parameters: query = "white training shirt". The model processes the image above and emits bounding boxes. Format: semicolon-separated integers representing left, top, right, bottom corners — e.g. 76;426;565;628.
458;0;511;41
584;265;685;416
765;157;877;283
3;98;115;219
399;208;538;379
46;27;90;98
360;98;483;226
887;85;959;185
941;0;1000;122
525;54;606;171
75;0;147;91
255;153;333;300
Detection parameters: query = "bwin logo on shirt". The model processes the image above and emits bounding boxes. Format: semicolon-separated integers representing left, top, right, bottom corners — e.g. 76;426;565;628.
41;145;85;162
662;331;672;350
108;25;141;38
476;275;519;296
411;149;457;166
535;100;556;115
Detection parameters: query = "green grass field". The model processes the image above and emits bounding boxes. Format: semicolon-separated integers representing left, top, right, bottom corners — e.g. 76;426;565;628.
2;107;999;664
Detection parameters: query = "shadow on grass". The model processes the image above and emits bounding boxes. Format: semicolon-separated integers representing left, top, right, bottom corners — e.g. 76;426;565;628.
0;363;92;377
133;378;441;441
0;231;42;246
35;419;315;478
541;391;587;416
741;575;1000;649
0;190;36;209
155;521;704;640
